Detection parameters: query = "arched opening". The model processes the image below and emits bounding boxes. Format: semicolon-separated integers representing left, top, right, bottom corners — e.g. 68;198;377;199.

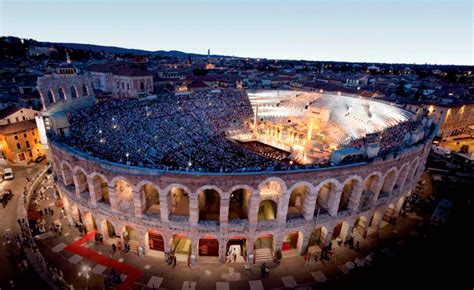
254;234;273;263
170;234;191;261
228;188;250;221
58;87;66;101
70;86;78;99
83;212;97;233
307;227;328;251
226;236;247;263
141;184;160;216
316;182;337;214
281;231;303;257
100;220;116;239
62;163;74;189
168;187;190;220
75;169;89;200
82;84;89;96
199;235;219;257
395;165;409;191
368;209;383;234
258;200;277;220
381;169;397;196
92;175;110;206
338;179;360;212
198;189;220;222
122;225;139;253
360;174;381;210
115;180;134;213
45;90;55;105
287;185;309;220
332;221;350;245
352;216;368;238
381;204;395;228
147;230;164;253
140;81;145;91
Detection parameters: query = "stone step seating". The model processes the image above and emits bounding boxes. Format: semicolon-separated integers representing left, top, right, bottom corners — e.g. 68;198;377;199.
128;231;140;253
254;248;273;263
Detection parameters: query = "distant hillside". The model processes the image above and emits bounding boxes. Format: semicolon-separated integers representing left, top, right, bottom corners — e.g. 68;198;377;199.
45;42;217;58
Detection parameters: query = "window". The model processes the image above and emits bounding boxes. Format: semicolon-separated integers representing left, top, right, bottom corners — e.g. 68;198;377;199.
16;117;19;122
7;119;11;124
22;116;26;120
122;82;125;89
34;139;38;144
117;82;120;89
127;83;130;90
82;84;88;96
14;135;18;140
26;141;30;148
16;143;21;150
23;133;27;138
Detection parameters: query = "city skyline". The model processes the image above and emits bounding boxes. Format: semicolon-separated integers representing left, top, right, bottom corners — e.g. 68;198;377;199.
1;0;472;65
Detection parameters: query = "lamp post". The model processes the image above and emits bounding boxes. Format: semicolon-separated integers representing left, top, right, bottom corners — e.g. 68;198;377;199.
78;264;91;289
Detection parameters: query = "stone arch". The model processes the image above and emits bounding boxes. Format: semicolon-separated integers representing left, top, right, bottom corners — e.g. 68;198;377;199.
307;226;328;250
196;185;222;223
61;161;74;187
100;219;117;239
58;87;66;101
406;158;421;187
381;167;398;196
146;230;165;253
352;216;369;238
281;231;304;256
257;177;287;196
70;85;78;99
315;179;340;214
395;163;410;192
286;182;313;220
111;177;134;213
258;199;278;220
91;173;110;206
228;185;253;221
166;184;190;219
44;89;55;106
82;211;97;232
338;176;363;212
82;83;89;96
73;166;89;198
198;234;220;257
52;157;61;178
136;181;160;216
360;172;382;209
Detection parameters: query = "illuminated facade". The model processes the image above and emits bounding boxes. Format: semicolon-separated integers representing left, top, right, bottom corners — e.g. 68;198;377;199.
51;121;436;264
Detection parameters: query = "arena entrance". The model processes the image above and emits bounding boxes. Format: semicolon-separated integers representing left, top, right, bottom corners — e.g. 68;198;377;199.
226;236;246;263
122;226;140;253
307;227;328;252
199;235;219;262
83;212;97;233
168;187;190;219
147;230;165;258
100;220;116;239
281;231;303;258
352;217;368;239
254;234;274;263
171;234;191;262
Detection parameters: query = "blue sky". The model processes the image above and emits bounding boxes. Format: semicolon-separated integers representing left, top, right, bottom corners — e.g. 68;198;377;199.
1;0;472;65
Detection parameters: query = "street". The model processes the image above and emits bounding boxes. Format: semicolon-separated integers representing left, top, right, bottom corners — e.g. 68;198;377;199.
0;161;48;289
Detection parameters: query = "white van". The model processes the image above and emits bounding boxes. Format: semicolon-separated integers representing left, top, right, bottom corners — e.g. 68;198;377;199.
3;168;13;180
431;145;451;158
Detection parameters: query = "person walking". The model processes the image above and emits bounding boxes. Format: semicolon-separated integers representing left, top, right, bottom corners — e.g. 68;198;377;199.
172;254;177;267
112;243;117;254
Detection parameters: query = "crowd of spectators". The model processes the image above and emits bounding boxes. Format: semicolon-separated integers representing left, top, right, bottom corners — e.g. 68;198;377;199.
66;89;286;172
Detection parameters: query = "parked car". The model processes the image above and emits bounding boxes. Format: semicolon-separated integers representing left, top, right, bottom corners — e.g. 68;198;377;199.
0;189;13;202
3;168;13;180
34;155;46;163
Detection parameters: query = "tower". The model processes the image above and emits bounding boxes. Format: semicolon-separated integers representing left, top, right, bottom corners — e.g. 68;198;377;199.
66;51;71;64
207;49;210;59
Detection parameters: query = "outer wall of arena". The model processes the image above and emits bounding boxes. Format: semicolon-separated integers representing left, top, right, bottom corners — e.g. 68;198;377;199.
50;130;433;264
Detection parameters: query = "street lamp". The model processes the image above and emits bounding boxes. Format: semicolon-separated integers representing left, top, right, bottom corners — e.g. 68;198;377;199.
78;264;91;289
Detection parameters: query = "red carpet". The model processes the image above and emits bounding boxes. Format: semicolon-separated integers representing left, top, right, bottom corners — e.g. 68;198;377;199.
64;231;142;290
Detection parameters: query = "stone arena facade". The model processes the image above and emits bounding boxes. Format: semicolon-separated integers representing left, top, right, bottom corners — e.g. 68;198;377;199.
50;125;435;263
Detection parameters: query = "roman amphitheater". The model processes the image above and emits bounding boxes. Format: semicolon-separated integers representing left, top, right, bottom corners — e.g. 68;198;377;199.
47;89;437;264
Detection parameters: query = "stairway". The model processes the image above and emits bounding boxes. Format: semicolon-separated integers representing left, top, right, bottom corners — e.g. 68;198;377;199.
127;230;140;253
254;248;273;263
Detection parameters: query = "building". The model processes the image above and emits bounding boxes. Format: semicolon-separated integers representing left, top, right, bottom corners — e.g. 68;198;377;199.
87;63;154;98
0;106;44;162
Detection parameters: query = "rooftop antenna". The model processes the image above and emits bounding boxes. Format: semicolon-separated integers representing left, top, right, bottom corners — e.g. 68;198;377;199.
66;51;71;64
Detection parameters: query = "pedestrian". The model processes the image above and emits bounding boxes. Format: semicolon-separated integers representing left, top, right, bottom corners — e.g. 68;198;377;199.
172;254;177;267
17;219;22;227
112;243;117;254
356;241;360;251
314;253;318;264
233;252;237;263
